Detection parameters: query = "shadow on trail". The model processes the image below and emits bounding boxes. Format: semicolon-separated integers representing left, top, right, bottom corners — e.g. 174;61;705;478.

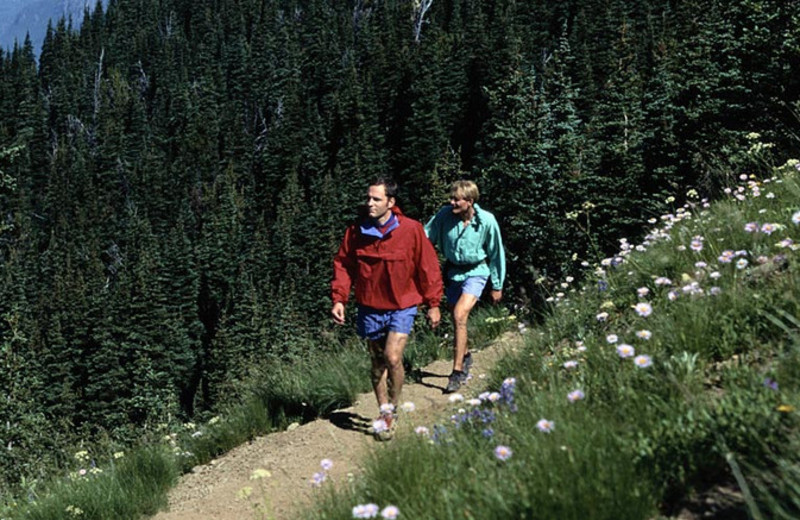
409;368;449;392
325;411;373;434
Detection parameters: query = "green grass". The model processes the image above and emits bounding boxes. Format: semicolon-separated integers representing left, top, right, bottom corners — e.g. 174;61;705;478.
298;159;800;519
1;303;511;520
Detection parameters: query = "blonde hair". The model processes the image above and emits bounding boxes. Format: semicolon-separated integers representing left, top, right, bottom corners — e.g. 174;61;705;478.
450;180;479;202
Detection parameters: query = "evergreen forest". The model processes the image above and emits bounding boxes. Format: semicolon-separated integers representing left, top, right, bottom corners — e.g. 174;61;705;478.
1;0;798;492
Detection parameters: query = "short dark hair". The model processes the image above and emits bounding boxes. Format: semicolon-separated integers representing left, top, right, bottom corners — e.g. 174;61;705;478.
369;177;398;200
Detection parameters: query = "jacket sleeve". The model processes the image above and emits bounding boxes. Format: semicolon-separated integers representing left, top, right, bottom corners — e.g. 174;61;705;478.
485;216;506;290
331;226;356;304
416;223;443;308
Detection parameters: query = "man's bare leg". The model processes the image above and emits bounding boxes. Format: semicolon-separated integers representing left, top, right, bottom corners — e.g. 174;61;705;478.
368;332;409;407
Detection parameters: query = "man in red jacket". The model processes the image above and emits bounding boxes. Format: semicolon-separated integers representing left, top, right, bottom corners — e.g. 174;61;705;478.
331;178;442;440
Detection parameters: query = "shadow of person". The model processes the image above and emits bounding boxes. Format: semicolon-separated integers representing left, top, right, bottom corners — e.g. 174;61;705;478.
326;411;373;434
412;369;450;392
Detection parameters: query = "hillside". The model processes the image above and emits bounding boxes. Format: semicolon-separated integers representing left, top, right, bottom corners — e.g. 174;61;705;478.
151;336;516;520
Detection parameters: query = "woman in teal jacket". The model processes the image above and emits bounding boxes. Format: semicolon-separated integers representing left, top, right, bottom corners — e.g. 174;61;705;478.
425;180;506;393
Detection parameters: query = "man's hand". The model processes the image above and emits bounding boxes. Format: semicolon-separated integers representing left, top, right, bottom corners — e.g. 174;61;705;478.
490;290;503;304
427;306;441;328
331;302;346;325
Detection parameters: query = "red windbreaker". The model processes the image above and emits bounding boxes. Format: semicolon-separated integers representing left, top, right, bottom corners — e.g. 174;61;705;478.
331;208;443;310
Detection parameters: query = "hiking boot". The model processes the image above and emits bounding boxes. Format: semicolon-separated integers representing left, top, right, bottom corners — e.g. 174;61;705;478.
373;413;397;441
462;352;473;376
444;370;467;394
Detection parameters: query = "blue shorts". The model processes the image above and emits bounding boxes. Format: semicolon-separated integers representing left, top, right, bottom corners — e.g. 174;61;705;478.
356;305;418;340
446;276;489;305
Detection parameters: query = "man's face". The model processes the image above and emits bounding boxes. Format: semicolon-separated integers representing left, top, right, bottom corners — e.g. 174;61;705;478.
450;194;472;215
367;185;394;222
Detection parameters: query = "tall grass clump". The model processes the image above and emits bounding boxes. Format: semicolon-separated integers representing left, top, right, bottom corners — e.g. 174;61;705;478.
9;446;178;520
300;155;800;519
3;308;513;520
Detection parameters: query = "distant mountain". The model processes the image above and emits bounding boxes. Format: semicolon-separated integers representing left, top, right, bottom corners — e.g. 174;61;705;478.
0;0;105;55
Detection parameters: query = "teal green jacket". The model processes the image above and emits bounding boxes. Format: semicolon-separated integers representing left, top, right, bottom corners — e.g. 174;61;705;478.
424;203;506;290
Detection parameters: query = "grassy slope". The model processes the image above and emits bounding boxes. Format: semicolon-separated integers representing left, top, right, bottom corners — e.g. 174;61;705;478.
302;159;800;520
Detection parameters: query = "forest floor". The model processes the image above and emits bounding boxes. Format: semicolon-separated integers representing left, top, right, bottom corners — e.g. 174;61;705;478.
149;332;522;520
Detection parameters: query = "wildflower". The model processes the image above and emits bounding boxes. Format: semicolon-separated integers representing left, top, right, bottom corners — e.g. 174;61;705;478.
690;240;703;252
709;286;722;296
596;311;608;322
667;290;679;301
778;238;795;248
654;277;672;286
763;378;779;391
191;431;203;438
709;271;722;279
487;392;501;403
567;389;585;402
736;258;749;269
381;505;400;519
78;469;87;476
634;355;653;368
757;255;769;264
321;458;333;471
792;211;800;225
600;300;616;310
400;402;416;413
616;344;635;358
637;287;650;298
250;468;272;480
414;426;430;436
372;418;389;433
536;419;555;433
677;245;687;251
113;451;125;459
563;360;578;369
448;393;464;403
636;330;652;340
74;450;89;462
744;222;758;233
353;503;380;518
761;223;777;235
597;280;609;291
311;472;327;487
482;428;494;438
718;250;735;263
65;505;84;516
633;302;653;317
494;445;513;461
208;416;220;425
777;404;795;413
379;403;396;415
694;261;707;269
606;334;618;344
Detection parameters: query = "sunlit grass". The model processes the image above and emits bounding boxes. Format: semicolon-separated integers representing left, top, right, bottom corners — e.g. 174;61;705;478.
299;159;800;519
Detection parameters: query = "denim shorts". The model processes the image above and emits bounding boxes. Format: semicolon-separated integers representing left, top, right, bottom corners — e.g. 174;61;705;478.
446;276;489;305
356;305;418;340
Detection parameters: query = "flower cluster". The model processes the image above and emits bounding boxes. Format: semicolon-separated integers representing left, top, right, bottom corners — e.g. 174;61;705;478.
352;503;400;519
310;459;333;487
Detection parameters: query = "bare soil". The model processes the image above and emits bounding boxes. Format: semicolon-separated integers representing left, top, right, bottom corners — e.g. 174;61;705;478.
149;333;520;520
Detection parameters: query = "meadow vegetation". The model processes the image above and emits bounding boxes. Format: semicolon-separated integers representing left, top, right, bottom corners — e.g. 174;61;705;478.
300;154;800;519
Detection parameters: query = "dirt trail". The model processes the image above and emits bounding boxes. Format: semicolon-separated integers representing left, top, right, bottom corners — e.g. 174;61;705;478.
150;332;520;520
